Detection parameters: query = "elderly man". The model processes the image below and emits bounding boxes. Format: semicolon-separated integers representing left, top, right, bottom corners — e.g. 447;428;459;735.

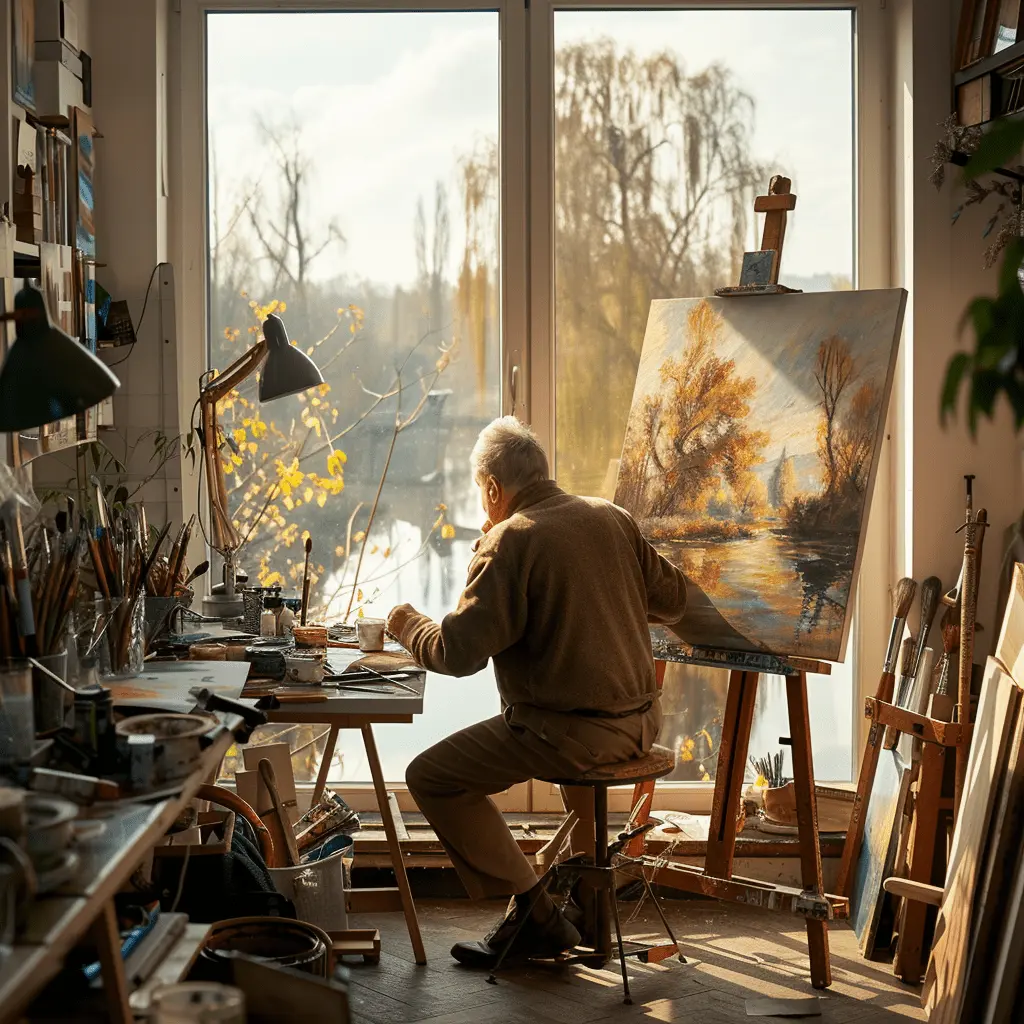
387;416;687;967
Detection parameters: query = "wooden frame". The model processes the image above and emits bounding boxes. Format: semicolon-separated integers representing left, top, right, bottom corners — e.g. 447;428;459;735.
958;1;1000;69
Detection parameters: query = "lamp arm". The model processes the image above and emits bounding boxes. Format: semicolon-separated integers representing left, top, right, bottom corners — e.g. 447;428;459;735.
201;339;268;404
199;340;268;558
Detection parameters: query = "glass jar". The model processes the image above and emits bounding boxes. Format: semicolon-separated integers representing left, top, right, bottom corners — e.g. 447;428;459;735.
96;596;145;678
0;660;34;766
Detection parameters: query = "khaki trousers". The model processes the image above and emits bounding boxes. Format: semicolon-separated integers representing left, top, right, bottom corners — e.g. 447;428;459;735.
405;703;662;900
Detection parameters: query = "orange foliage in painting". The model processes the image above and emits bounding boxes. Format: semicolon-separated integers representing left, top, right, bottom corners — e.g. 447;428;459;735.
617;299;769;525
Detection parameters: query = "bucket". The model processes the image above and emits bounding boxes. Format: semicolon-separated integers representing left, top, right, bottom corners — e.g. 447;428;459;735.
268;839;352;932
195;917;331;983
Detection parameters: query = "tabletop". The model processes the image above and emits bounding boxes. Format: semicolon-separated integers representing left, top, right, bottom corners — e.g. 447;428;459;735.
0;728;234;1024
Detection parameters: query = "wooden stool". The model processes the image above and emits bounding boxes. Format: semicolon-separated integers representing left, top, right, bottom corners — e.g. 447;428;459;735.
489;744;682;1004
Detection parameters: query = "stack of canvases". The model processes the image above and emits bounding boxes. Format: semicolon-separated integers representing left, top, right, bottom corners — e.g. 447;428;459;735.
914;562;1024;1021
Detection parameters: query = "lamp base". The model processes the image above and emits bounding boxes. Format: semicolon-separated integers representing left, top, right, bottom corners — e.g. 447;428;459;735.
202;592;244;621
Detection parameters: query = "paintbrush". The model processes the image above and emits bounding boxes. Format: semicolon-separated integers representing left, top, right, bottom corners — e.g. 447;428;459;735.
929;608;959;724
300;537;312;626
179;560;209;592
836;575;917;896
885;576;942;748
883;636;919;750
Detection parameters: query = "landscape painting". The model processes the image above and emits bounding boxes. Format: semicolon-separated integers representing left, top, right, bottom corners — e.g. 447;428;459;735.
614;289;907;662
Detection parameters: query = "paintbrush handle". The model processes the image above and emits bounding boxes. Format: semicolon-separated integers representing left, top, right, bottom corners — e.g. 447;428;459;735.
300;578;311;626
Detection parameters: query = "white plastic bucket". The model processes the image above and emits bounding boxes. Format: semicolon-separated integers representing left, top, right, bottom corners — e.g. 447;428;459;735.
268;847;348;932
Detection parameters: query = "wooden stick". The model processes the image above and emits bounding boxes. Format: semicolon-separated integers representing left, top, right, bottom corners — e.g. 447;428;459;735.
258;758;298;867
300;536;312;626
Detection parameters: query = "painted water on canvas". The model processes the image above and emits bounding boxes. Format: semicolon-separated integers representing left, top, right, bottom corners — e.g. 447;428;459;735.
615;290;906;661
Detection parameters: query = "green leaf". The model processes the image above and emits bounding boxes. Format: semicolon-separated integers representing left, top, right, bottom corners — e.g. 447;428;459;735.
941;352;972;423
962;119;1024;180
999;238;1024;294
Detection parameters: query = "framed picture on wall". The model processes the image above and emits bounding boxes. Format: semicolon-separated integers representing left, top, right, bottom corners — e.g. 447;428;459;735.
11;0;35;110
992;0;1022;54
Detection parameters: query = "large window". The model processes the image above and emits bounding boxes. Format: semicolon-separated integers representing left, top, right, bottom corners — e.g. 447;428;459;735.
550;7;857;783
189;2;877;793
205;10;502;782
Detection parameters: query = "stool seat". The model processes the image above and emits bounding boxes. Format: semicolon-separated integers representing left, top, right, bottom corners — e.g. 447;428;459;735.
542;744;675;787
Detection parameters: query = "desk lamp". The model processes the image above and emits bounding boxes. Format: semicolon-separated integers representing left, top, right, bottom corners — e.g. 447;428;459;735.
200;312;324;619
0;280;120;431
0;280;121;653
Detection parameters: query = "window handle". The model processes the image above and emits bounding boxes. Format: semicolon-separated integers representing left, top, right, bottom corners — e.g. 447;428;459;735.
509;363;519;415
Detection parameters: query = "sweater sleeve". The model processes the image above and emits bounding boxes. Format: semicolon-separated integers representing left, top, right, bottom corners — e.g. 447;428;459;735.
397;547;527;677
616;507;688;627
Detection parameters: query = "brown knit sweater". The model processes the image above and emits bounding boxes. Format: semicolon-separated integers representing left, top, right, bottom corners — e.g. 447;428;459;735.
396;480;687;714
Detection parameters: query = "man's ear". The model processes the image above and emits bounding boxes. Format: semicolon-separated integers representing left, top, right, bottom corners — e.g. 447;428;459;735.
487;475;501;505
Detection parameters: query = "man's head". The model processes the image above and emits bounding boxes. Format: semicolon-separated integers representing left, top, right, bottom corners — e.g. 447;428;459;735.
470;416;550;525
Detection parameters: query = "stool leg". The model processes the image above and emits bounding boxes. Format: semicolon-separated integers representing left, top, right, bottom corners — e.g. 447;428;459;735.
608;868;633;1005
595;785;612;960
636;866;684;962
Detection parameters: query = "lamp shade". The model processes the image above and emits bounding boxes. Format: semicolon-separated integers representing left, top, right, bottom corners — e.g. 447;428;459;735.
259;313;324;402
0;281;120;432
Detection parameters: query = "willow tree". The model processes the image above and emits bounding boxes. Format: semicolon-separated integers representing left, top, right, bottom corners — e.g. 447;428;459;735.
553;41;763;491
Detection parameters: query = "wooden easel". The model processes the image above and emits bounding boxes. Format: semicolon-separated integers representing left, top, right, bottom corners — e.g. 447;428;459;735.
626;178;851;990
839;488;988;980
639;640;844;990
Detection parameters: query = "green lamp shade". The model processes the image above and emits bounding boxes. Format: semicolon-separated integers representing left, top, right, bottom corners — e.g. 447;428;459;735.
0;281;120;431
259;313;324;402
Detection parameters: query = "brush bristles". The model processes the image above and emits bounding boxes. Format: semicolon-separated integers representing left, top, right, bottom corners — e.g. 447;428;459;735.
942;620;961;653
900;635;917;673
305;537;312;553
893;577;918;618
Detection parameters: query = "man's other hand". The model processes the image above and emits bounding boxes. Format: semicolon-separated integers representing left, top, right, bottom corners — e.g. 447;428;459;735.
387;603;418;638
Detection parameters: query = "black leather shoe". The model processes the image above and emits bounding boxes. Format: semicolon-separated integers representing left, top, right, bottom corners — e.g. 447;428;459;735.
451;903;581;968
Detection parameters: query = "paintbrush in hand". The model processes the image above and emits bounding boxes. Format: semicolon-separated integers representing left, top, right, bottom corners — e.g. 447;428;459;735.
300;537;312;626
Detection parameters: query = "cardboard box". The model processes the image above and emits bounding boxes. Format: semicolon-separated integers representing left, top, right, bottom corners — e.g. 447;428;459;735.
32;60;82;118
35;40;82;78
35;0;79;51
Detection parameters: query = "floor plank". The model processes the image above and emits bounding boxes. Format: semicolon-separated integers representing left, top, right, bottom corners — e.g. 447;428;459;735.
344;898;926;1023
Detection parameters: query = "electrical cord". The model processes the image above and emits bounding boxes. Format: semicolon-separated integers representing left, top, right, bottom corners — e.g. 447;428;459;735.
104;263;161;368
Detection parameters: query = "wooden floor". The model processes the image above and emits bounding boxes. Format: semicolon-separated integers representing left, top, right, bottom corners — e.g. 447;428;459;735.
346;898;927;1023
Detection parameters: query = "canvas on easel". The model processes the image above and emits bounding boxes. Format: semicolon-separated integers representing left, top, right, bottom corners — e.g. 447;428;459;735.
614;288;907;662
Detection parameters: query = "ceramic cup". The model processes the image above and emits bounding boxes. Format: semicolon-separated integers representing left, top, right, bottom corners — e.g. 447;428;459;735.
356;617;386;652
283;653;325;685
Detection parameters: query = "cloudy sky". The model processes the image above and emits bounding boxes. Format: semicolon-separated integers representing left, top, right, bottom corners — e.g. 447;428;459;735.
206;7;853;291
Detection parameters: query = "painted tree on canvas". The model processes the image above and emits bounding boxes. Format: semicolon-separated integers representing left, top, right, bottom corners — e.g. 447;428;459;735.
617;300;768;531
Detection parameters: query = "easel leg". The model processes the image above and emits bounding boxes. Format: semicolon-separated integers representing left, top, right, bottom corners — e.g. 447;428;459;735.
706;670;758;878
361;723;427;965
837;669;896;895
93;899;131;1024
893;742;944;984
312;724;339;804
785;672;831;990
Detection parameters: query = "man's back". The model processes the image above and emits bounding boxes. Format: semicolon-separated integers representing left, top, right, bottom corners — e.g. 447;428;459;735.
399;480;688;714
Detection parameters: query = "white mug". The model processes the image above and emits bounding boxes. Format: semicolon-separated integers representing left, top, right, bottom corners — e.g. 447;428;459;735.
356;617;386;652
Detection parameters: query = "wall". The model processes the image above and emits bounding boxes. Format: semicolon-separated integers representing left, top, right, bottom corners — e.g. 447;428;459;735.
30;0;184;532
893;0;1020;658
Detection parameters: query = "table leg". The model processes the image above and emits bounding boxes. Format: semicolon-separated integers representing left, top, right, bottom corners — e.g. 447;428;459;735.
313;725;339;804
361;723;427;965
706;670;758;878
786;671;831;990
92;899;132;1024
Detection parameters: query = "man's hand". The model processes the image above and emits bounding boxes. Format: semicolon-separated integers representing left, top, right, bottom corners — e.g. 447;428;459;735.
387;602;418;639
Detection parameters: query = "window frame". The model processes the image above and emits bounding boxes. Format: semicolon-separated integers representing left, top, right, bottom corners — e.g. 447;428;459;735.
172;0;894;813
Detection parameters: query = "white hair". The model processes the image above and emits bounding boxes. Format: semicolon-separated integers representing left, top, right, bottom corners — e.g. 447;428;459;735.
470;416;550;492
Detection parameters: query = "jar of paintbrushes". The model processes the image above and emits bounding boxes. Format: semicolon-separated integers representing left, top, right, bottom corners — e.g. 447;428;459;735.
95;595;145;678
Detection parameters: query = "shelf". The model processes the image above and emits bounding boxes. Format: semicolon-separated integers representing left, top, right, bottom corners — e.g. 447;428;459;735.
955;39;1024;88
